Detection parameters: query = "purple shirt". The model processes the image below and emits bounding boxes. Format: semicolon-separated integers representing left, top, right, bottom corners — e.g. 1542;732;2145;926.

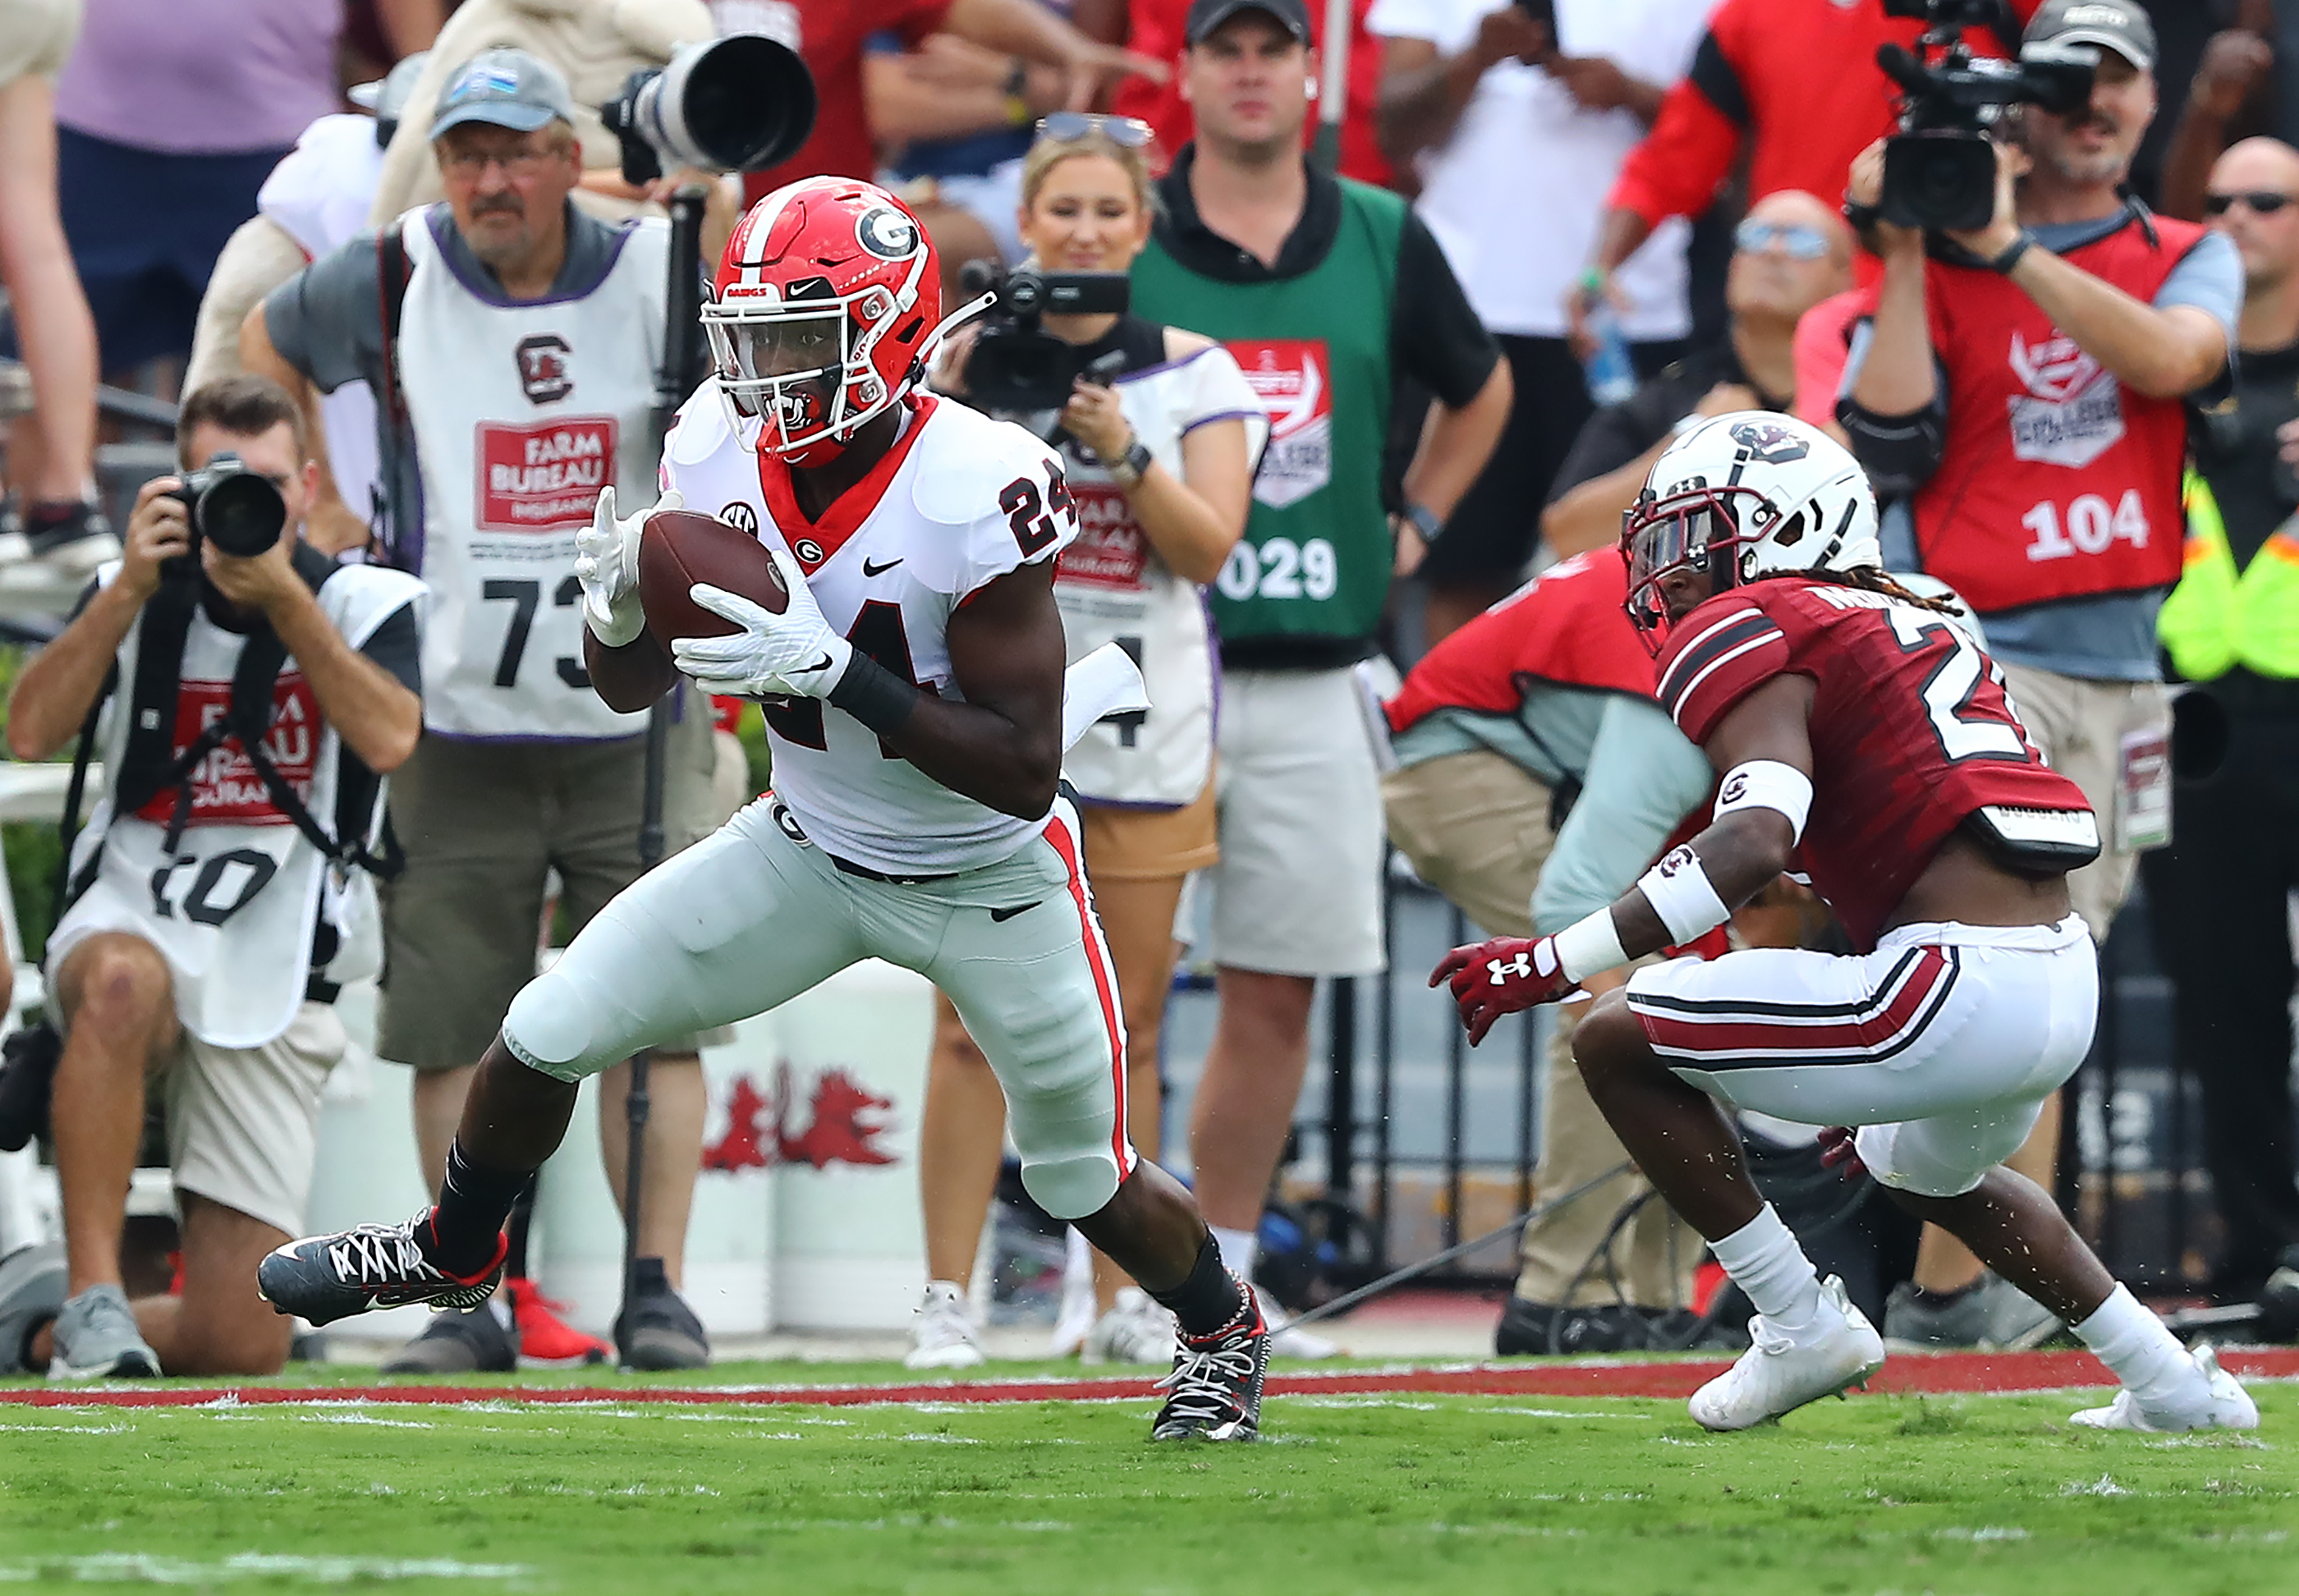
56;0;345;156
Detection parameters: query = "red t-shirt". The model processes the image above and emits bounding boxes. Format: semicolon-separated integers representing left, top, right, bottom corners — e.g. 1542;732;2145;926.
1113;0;1393;187
1654;576;2089;951
741;0;953;205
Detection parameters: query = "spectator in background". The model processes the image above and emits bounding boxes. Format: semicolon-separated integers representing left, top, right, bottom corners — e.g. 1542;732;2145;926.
0;0;109;572
1569;0;2045;342
2143;136;2299;1309
1090;0;1394;185
1840;0;2238;1349
1370;0;1705;642
1383;547;1710;1353
2159;4;2277;221
2;375;423;1378
1544;191;1852;559
1128;0;1508;1348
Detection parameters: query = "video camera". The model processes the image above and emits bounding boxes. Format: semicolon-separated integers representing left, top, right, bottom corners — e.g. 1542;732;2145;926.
957;263;1131;414
1875;0;2095;232
164;454;288;579
601;33;818;186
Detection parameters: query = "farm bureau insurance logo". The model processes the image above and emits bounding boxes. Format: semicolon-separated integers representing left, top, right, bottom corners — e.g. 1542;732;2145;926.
1231;338;1331;510
475;416;619;532
2006;329;2125;469
130;676;320;825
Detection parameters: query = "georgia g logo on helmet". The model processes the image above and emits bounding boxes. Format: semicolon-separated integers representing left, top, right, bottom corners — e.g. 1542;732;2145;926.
855;206;919;261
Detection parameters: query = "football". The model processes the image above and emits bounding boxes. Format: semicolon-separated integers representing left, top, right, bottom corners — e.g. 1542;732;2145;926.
636;506;787;650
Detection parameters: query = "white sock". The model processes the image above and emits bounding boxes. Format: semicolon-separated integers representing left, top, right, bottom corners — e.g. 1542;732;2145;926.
2073;1284;2194;1406
1211;1225;1258;1281
1709;1205;1825;1329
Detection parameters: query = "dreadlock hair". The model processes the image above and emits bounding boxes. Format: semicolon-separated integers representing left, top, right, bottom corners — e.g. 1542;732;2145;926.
1807;565;1964;617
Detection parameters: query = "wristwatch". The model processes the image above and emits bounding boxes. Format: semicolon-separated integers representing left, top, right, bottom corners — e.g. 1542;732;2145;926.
1986;231;2035;275
1400;501;1443;543
1108;436;1154;490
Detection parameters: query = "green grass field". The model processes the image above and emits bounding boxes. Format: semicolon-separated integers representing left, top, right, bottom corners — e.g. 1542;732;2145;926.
1;1370;2291;1594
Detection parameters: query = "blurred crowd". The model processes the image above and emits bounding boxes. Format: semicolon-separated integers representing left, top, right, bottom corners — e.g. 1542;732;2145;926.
2;0;2297;1377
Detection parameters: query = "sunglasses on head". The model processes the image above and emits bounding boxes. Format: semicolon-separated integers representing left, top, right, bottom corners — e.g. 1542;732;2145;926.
1036;112;1155;148
2204;190;2296;217
1734;219;1832;260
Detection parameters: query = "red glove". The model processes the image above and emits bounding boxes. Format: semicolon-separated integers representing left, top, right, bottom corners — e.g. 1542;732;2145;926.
1429;935;1577;1046
1817;1125;1867;1180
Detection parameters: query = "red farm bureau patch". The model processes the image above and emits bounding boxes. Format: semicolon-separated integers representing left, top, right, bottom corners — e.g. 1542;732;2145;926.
130;676;319;825
475;416;618;532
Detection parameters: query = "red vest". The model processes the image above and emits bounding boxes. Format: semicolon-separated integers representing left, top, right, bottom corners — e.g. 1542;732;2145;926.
1907;213;2206;614
1387;548;1654;734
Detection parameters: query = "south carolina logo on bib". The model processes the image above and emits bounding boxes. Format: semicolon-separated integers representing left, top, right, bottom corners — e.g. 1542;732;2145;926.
1230;339;1331;510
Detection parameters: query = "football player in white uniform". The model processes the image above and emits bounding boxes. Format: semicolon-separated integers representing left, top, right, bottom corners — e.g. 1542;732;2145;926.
259;178;1272;1441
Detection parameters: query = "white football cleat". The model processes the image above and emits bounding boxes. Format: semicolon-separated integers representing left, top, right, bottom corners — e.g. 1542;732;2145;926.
1081;1287;1177;1365
2070;1344;2260;1433
1689;1275;1884;1432
1256;1286;1340;1360
902;1280;986;1371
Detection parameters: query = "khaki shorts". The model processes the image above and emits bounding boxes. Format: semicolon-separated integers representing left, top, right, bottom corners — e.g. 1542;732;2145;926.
1079;779;1218;883
0;0;80;85
1209;667;1386;977
1998;664;2168;942
1381;748;1552;940
161;1002;347;1239
380;704;722;1071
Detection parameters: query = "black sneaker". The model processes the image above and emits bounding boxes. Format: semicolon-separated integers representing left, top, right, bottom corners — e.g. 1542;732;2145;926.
1495;1297;1649;1356
613;1256;710;1370
381;1305;515;1374
256;1208;507;1328
1152;1294;1269;1441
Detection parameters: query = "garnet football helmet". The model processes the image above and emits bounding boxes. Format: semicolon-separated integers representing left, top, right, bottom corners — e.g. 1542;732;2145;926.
1622;411;1880;640
704;177;957;466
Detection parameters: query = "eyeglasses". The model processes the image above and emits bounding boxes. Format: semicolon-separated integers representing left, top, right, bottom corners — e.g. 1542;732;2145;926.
1035;112;1154;149
1734;219;1833;260
438;143;558;180
2203;190;2297;217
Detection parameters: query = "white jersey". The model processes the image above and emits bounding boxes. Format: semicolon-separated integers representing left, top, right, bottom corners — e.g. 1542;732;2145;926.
259;115;387;524
49;561;427;1048
1047;342;1265;808
662;387;1076;874
397;204;667;740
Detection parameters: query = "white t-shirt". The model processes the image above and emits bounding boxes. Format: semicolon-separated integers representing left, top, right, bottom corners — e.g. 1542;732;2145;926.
1365;0;1709;341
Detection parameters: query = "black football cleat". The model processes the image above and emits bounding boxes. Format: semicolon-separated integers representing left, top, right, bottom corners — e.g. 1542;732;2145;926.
256;1208;507;1327
1151;1293;1270;1442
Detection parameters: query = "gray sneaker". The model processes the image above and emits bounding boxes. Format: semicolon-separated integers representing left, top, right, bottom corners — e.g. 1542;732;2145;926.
0;1241;67;1375
47;1283;161;1380
1884;1272;2062;1351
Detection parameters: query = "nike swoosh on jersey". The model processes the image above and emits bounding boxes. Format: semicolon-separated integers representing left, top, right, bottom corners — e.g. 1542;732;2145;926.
862;556;904;576
988;901;1041;923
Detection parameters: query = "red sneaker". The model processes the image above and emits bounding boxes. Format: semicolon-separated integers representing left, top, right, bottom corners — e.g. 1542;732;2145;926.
505;1277;610;1365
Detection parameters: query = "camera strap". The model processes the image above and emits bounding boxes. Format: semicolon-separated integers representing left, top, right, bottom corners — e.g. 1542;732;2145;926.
371;226;414;571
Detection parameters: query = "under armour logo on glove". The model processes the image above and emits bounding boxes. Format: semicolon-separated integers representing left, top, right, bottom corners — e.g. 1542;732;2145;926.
1432;935;1575;1047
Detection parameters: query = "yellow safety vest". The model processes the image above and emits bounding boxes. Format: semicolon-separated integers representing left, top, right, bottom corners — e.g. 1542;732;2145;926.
2157;472;2299;681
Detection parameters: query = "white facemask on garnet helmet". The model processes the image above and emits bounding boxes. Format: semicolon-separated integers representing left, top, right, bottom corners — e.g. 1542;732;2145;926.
1621;411;1880;638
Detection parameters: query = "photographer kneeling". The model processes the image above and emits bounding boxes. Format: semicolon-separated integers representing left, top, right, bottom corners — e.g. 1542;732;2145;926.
2;376;423;1379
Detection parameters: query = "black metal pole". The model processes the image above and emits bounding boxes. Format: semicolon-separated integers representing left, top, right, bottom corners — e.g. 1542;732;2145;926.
618;184;709;1364
1324;976;1356;1208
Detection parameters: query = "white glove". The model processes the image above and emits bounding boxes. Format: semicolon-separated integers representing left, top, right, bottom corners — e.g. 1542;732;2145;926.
576;485;678;648
671;543;853;699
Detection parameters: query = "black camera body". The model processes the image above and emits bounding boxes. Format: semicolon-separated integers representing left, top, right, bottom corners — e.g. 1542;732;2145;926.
601;34;817;186
1877;0;2095;233
167;453;289;578
958;264;1132;413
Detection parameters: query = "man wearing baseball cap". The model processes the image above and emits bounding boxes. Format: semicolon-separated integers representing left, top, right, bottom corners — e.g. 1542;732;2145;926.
242;45;724;1375
1838;0;2242;1351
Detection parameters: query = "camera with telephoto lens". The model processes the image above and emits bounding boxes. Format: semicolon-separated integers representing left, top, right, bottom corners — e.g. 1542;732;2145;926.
957;262;1131;413
600;34;818;186
1875;0;2095;233
169;454;288;574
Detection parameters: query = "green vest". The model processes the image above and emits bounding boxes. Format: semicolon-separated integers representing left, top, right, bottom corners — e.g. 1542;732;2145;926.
2159;471;2299;681
1130;178;1403;650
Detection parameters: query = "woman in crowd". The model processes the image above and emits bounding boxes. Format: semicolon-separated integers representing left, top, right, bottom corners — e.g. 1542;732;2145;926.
909;114;1264;1369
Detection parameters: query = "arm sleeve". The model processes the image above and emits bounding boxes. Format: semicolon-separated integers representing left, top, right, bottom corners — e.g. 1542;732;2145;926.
356;601;423;696
1391;210;1502;410
1605;29;1746;229
1835;319;1949;498
1652;595;1790;742
262;232;388;397
1531;695;1717;933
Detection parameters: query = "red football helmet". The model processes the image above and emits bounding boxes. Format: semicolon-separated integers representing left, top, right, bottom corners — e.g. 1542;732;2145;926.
703;177;943;466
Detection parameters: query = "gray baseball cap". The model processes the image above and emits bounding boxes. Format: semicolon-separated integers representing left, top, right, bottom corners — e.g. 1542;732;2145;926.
2023;0;2156;72
428;48;577;141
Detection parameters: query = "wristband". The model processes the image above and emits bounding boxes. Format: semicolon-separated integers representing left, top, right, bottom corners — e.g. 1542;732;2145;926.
1635;845;1732;945
1576;265;1607;296
827;651;922;734
1552;910;1629;985
1401;501;1443;543
1986;231;2034;275
1714;759;1814;845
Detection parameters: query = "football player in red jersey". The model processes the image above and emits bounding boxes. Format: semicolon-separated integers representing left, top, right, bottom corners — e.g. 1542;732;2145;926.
1434;413;2258;1435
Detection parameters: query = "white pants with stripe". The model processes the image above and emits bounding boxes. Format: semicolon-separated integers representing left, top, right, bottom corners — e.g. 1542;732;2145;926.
502;794;1136;1218
1622;917;2096;1198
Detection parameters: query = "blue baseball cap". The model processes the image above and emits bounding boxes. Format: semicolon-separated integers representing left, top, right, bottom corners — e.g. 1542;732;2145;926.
429;48;578;141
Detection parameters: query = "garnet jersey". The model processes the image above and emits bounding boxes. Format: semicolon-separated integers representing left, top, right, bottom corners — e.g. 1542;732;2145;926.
1654;576;2091;951
660;384;1076;874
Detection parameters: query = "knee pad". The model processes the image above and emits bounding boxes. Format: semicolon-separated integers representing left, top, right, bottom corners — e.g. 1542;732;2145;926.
1853;1121;1990;1200
1018;1150;1122;1222
501;970;607;1084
